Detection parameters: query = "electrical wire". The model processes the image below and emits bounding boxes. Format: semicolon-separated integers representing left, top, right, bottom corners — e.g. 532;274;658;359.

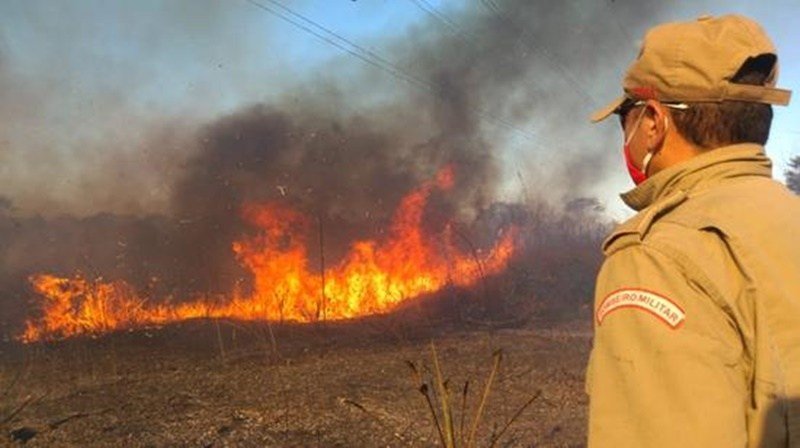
244;0;539;141
246;0;431;92
408;0;468;40
477;0;602;108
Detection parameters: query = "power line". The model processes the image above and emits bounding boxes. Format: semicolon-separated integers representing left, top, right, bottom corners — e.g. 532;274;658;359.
477;0;602;109
245;0;431;92
244;0;539;141
406;0;603;168
602;0;638;47
480;0;503;18
408;0;468;41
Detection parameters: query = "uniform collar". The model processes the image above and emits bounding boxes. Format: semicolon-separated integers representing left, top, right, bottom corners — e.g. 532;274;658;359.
620;143;773;211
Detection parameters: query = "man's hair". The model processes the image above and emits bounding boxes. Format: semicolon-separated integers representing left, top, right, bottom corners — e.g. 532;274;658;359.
670;54;775;149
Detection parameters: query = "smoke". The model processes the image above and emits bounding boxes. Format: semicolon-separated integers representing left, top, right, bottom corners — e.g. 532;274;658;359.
0;1;684;334
0;1;268;217
0;1;689;217
160;0;688;294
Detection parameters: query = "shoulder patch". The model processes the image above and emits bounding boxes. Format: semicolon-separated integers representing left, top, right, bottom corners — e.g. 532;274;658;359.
596;288;685;329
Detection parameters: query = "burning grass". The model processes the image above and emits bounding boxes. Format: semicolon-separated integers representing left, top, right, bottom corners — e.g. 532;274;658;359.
1;161;605;446
20;167;517;343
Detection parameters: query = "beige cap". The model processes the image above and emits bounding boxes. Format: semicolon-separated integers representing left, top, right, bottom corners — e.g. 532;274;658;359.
592;14;792;122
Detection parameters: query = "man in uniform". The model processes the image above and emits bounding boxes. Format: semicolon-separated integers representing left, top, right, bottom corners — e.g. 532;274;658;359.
586;14;800;447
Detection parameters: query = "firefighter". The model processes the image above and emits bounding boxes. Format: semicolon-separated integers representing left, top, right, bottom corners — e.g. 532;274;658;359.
586;14;800;447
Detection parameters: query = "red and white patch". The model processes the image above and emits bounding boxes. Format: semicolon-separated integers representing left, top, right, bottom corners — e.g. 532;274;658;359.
596;288;685;329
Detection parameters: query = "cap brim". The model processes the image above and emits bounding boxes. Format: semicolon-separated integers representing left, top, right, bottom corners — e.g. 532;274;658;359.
590;96;625;123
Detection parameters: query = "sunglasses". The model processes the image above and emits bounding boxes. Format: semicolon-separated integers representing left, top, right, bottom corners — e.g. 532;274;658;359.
614;98;690;128
614;98;646;128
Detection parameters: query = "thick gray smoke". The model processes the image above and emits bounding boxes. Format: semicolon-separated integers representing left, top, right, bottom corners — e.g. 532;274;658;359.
160;0;685;295
0;1;685;335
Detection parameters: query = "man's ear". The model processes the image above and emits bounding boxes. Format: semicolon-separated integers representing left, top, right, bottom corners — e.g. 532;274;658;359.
644;100;669;148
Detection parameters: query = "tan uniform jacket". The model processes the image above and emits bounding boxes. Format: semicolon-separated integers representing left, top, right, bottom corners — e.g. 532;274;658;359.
587;144;800;447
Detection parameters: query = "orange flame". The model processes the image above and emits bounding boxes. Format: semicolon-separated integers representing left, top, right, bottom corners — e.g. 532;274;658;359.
20;168;516;342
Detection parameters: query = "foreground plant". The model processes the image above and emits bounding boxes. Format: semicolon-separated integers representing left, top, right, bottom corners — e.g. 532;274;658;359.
407;343;540;447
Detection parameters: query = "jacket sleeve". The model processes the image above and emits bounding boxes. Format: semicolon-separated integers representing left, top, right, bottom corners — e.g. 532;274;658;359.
586;242;747;448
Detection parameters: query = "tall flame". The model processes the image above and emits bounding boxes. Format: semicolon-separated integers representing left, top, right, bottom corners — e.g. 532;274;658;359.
21;167;516;342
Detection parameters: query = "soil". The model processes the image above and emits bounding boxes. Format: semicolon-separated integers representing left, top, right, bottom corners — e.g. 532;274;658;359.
0;316;592;447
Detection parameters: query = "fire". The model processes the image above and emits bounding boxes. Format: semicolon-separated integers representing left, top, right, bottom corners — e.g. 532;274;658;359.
21;167;516;342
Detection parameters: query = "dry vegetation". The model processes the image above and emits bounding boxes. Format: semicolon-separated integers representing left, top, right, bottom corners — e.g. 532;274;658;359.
0;314;591;447
0;195;607;447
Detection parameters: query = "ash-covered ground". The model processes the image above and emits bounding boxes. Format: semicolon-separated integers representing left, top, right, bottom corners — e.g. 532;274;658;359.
0;313;591;447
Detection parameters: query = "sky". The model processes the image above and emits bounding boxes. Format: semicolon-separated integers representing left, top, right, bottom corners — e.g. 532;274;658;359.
0;0;798;221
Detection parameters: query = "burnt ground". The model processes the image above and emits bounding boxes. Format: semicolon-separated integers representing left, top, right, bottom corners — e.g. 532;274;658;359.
0;315;592;447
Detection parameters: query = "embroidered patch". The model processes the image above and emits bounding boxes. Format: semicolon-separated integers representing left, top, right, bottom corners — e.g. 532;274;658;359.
596;288;685;329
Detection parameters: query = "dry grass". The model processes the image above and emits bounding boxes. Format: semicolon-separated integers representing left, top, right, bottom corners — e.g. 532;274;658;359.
0;317;591;446
408;343;542;448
